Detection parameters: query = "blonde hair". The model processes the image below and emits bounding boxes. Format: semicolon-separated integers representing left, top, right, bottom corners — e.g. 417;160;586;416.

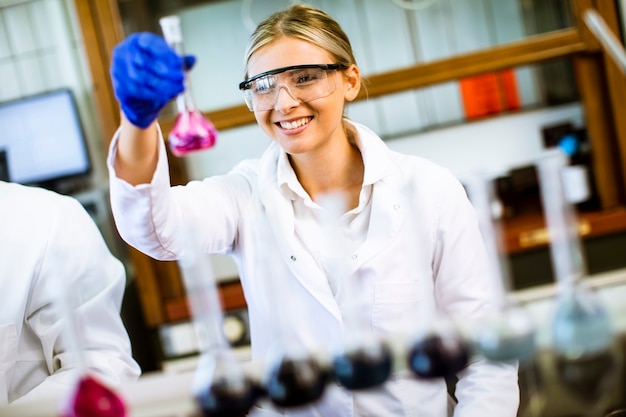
243;4;357;78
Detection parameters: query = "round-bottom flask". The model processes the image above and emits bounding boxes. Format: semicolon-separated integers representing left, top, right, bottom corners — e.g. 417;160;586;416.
266;353;327;408
194;351;260;417
333;335;393;390
61;375;126;417
551;283;617;406
408;319;470;379
475;303;536;363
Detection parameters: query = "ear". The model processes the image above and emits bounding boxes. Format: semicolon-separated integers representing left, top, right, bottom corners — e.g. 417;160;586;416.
342;64;361;102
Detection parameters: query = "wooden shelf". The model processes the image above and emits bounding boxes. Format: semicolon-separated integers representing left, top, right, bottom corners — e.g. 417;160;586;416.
503;206;626;254
164;280;246;323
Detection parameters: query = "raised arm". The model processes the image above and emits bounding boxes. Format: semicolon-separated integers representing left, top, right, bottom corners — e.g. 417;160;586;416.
109;32;191;185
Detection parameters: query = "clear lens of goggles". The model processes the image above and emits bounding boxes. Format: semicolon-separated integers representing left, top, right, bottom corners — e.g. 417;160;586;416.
239;64;345;112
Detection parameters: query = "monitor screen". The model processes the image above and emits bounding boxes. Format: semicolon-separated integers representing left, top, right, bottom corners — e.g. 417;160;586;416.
0;89;91;189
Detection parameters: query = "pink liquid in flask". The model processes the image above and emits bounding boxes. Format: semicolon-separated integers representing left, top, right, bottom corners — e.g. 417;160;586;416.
61;374;126;417
160;15;218;157
169;108;217;157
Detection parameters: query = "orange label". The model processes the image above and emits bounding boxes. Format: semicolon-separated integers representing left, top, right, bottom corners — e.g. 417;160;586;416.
460;69;520;120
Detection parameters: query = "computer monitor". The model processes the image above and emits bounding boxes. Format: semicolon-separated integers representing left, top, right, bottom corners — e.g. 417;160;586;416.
0;89;91;192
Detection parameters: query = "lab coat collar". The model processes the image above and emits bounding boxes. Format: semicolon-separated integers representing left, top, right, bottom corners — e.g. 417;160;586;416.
256;120;408;322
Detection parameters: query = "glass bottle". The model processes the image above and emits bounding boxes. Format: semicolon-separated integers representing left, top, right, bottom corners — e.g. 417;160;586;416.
318;192;392;391
404;198;470;379
465;172;543;417
464;172;536;363
159;15;217;157
46;258;127;417
536;148;617;416
256;219;328;409
177;224;259;417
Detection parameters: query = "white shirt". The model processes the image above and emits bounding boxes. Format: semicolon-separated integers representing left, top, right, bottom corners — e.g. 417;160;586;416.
108;120;519;417
0;181;140;406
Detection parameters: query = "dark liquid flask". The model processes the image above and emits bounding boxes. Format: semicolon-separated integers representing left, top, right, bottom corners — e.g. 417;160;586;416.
61;375;126;417
195;352;260;417
408;329;469;379
266;354;327;408
175;224;257;417
333;337;393;390
159;15;217;156
317;191;393;391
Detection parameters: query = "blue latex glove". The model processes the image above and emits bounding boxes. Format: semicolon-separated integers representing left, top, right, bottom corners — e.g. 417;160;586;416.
110;32;195;129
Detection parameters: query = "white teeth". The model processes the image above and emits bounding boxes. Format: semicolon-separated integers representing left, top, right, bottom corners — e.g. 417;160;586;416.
280;117;310;130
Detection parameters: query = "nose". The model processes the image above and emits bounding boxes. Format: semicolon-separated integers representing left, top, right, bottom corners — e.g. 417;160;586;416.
273;85;300;112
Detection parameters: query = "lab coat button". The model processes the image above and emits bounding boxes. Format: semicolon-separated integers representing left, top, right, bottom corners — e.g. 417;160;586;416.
393;204;400;210
351;254;358;260
290;255;297;261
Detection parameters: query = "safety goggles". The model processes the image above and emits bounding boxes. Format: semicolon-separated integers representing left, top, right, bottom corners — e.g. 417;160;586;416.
238;64;347;112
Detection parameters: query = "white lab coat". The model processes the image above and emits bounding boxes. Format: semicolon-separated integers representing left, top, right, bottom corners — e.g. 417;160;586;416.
108;121;519;417
0;181;140;406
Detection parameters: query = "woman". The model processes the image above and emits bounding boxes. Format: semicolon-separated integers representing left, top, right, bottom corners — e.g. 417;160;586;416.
108;4;519;416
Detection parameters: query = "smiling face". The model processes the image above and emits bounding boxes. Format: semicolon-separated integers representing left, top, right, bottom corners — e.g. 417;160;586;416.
246;36;360;157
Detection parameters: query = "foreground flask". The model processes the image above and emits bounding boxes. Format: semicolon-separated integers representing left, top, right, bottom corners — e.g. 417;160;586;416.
47;257;127;417
159;15;217;156
318;192;392;390
536;148;618;416
407;318;470;379
464;172;536;363
61;375;125;417
257;218;328;409
177;224;259;417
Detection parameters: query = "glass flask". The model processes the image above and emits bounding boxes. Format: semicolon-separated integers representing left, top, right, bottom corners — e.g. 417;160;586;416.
536;148;618;416
465;172;543;417
406;316;470;379
159;15;217;156
318;192;393;391
47;260;127;417
403;199;470;379
177;225;259;417
61;375;126;417
464;172;536;363
256;218;328;410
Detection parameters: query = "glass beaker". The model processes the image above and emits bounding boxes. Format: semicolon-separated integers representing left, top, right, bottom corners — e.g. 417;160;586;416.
318;192;393;391
159;15;217;156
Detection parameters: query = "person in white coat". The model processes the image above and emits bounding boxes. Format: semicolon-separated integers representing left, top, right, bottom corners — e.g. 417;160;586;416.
0;180;140;406
108;4;519;416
